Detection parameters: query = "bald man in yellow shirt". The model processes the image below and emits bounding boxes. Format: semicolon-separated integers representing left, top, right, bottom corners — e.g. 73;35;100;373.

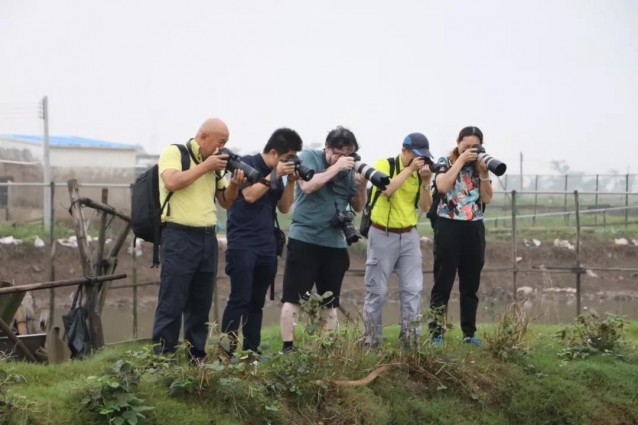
152;118;244;361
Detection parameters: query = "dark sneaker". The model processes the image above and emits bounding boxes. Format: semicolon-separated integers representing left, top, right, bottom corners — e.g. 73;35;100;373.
279;346;297;355
463;336;481;346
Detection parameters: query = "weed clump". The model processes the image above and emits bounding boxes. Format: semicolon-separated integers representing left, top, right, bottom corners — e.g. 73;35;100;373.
556;310;627;359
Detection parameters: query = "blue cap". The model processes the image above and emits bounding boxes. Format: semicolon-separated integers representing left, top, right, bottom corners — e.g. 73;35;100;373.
403;133;433;159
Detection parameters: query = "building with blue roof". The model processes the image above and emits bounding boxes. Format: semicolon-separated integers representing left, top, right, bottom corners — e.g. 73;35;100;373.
0;134;139;222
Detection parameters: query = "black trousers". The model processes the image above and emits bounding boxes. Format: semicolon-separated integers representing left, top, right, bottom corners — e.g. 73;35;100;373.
221;249;277;352
429;218;485;338
152;223;218;359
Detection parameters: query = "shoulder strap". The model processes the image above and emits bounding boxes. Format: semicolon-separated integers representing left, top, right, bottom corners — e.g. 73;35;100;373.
161;144;191;214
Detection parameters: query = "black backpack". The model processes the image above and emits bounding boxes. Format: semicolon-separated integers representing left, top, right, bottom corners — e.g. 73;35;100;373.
131;144;190;267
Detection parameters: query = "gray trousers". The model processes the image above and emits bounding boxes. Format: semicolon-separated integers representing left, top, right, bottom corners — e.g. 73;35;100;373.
363;226;423;345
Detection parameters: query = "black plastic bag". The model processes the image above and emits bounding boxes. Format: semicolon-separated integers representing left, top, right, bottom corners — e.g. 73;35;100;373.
62;307;91;358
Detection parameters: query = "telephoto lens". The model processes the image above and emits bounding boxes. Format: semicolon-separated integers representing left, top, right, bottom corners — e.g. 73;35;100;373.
474;146;507;176
349;153;390;190
221;148;263;184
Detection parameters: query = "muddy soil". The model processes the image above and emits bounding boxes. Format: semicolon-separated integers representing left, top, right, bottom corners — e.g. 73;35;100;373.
1;236;637;312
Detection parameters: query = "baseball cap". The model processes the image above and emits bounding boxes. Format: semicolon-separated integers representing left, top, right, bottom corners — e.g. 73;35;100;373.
402;132;433;159
457;126;483;144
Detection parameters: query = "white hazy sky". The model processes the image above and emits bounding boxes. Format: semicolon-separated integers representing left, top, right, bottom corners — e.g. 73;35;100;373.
1;0;637;174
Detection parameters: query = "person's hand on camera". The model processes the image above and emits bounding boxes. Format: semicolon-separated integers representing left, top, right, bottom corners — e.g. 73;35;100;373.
276;160;296;178
203;153;228;172
334;155;355;172
459;147;478;165
410;157;426;172
419;164;433;180
475;157;489;178
229;169;246;186
287;171;300;183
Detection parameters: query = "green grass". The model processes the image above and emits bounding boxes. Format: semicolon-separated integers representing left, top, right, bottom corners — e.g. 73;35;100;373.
2;320;638;425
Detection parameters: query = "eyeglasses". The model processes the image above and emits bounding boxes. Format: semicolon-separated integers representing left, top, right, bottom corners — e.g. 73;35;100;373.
331;147;355;157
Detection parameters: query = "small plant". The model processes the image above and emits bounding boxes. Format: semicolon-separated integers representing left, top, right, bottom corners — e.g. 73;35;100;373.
424;305;452;336
556;311;627;360
81;360;154;424
0;370;27;424
485;301;532;362
298;291;334;336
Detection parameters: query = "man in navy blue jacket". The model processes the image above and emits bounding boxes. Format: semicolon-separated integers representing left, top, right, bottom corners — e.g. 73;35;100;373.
221;128;303;354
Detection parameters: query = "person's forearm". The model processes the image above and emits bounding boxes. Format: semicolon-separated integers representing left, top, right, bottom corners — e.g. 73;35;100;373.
479;179;493;204
350;187;366;212
217;183;239;209
298;166;341;194
161;163;211;192
436;161;463;194
278;181;295;213
382;168;413;197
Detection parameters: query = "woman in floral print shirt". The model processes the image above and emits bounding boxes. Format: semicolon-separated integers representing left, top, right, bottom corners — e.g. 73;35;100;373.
428;126;493;345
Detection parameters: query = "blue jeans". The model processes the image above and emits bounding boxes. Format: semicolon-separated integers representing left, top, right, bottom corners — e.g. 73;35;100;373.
221;249;277;352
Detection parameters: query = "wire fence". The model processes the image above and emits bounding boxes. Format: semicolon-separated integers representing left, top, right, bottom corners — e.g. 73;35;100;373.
1;180;637;343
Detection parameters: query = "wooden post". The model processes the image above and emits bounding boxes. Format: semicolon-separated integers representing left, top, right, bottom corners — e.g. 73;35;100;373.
511;190;518;300
67;179;104;350
575;190;581;316
94;188;108;277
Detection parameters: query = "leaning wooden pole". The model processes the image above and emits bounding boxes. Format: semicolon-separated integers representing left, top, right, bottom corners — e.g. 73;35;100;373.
0;317;37;362
0;274;127;295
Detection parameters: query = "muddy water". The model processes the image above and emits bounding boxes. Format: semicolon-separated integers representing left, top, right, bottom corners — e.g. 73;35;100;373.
52;297;638;344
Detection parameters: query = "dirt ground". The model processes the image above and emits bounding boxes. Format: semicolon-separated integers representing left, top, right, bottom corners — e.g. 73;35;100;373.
1;236;637;313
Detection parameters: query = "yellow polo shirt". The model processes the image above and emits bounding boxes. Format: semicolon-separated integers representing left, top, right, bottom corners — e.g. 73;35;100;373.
370;156;420;228
158;141;228;227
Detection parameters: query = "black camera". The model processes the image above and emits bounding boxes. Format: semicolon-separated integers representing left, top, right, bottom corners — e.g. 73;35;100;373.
221;148;262;185
474;146;507;176
287;155;315;181
330;210;361;245
349;153;391;190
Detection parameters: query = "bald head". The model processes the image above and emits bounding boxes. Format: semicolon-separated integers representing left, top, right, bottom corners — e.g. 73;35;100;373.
195;118;229;158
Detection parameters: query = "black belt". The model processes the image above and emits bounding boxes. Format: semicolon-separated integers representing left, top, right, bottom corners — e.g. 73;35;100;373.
371;223;415;234
165;222;215;234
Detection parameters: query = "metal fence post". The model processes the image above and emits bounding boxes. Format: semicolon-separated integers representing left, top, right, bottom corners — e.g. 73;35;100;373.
626;174;630;227
511;190;518;300
574;190;581;316
564;175;569;226
48;181;55;330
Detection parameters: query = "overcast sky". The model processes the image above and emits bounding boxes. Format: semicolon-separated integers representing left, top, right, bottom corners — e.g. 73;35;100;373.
1;0;636;174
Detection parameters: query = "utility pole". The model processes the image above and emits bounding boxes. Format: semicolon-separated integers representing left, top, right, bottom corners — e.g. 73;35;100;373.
41;96;51;232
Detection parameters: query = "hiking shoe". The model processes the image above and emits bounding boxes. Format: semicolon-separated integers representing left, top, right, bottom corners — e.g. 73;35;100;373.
279;346;297;355
431;335;444;345
463;336;481;346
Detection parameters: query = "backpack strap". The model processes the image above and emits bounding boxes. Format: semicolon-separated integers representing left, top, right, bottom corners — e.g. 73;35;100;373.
152;144;191;267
